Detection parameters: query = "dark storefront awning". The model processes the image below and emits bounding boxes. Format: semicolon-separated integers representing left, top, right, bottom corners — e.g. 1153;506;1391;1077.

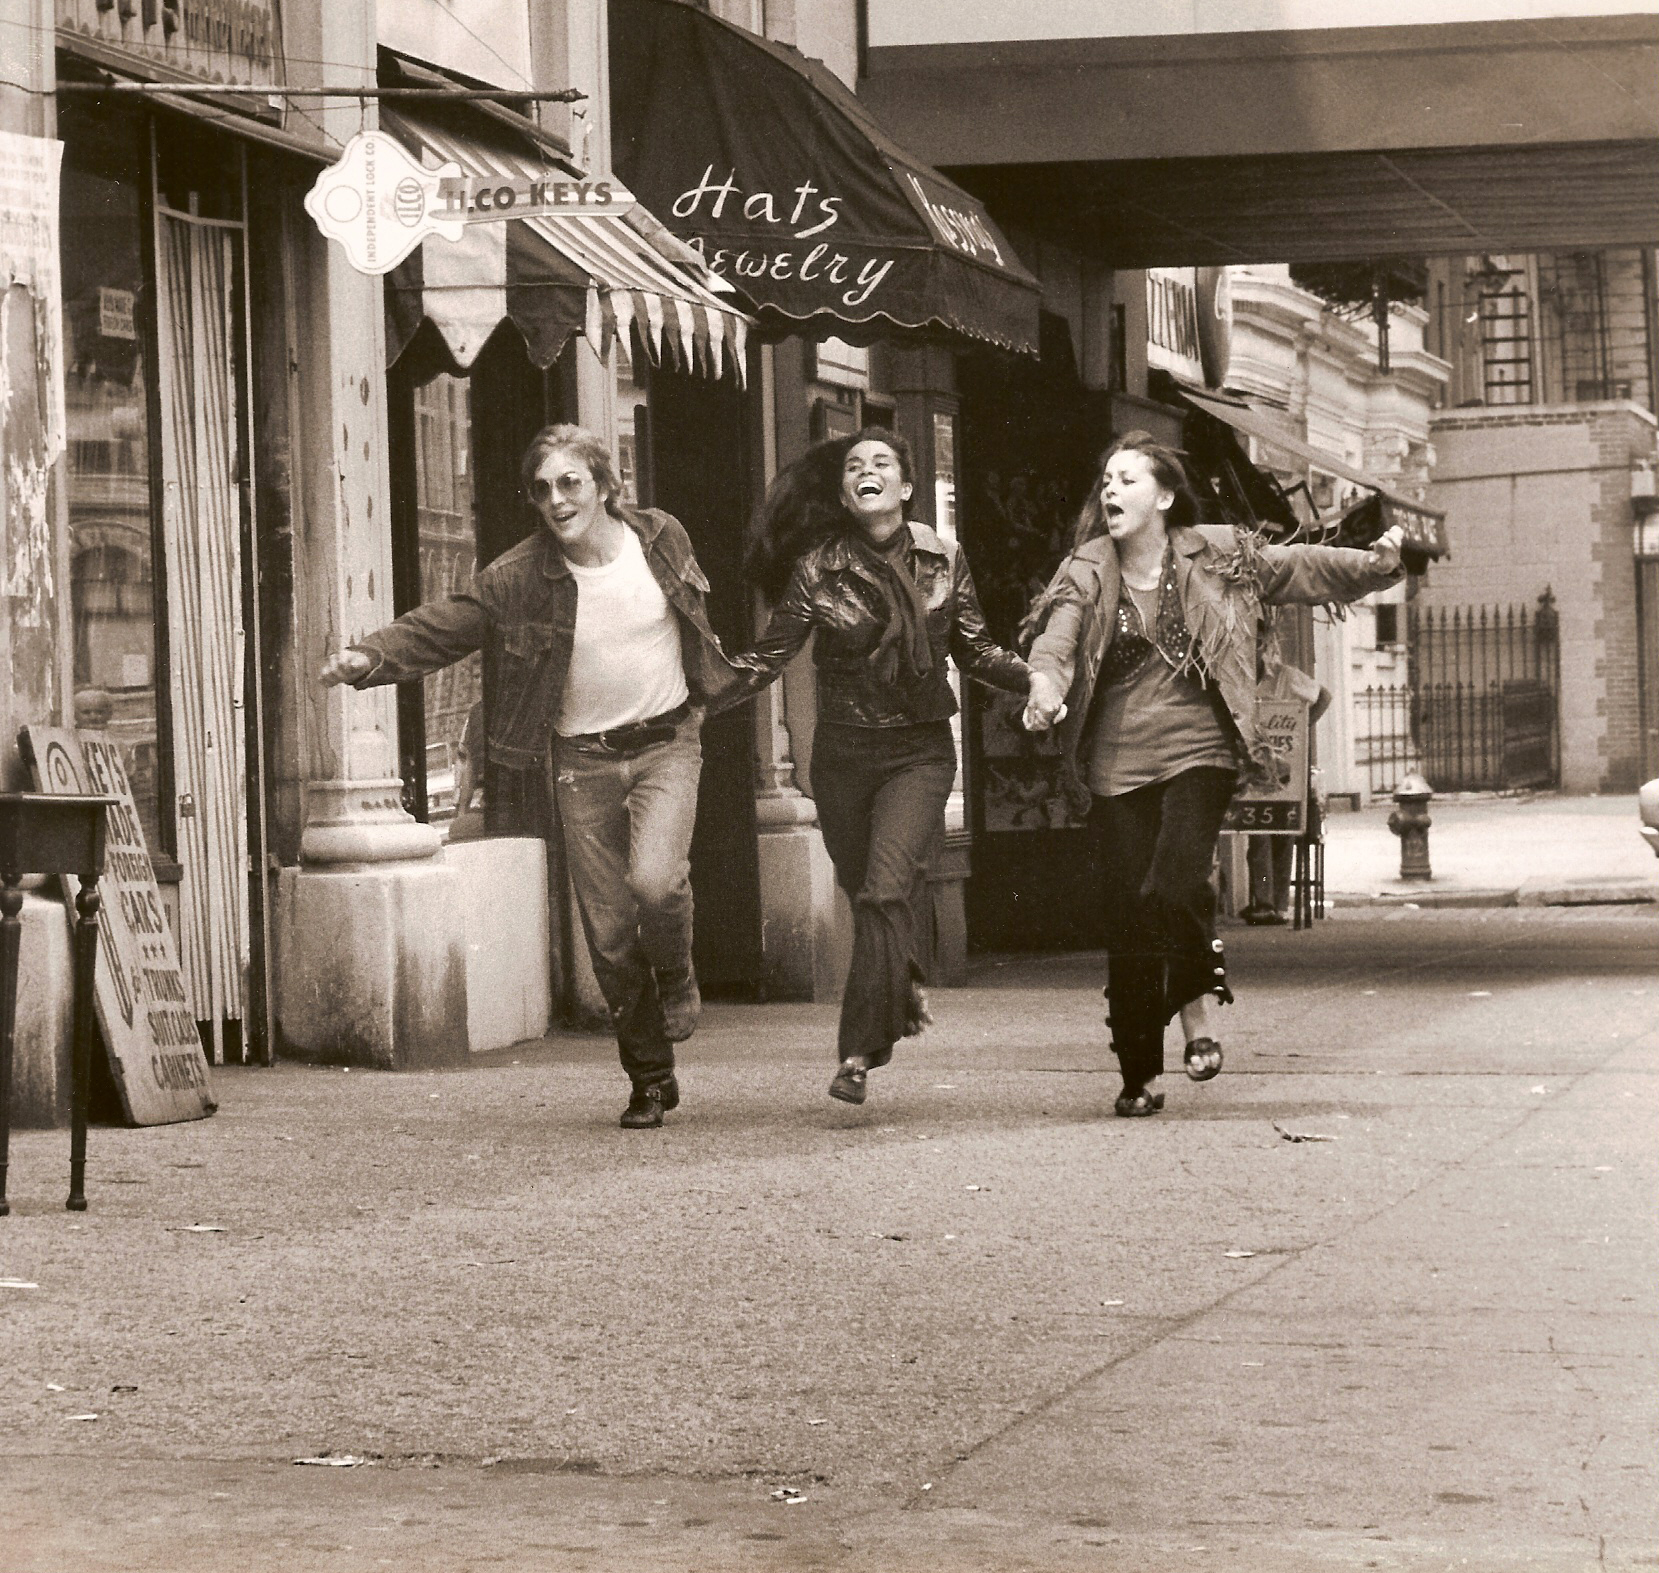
609;0;1041;354
1178;384;1448;559
382;110;752;381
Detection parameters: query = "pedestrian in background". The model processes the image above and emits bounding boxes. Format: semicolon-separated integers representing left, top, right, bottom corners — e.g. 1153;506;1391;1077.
319;423;740;1130
731;428;1064;1105
1022;431;1402;1117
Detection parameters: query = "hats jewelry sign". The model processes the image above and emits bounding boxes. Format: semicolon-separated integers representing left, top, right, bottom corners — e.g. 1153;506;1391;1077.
21;728;215;1126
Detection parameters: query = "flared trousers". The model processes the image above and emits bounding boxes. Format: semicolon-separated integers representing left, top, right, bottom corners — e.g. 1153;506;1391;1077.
1088;766;1238;1087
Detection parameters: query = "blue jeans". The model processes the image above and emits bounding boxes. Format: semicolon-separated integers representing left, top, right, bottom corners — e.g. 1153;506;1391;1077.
811;720;957;1066
553;716;702;1088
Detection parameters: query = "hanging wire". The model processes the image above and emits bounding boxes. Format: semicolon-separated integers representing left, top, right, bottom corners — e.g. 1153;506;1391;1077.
56;83;586;101
0;13;572;86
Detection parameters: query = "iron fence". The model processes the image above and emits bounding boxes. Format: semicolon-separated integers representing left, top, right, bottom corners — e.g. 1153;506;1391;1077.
1356;591;1560;795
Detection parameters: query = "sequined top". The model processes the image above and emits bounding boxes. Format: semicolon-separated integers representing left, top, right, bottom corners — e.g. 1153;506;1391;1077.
1096;597;1158;689
1086;560;1238;797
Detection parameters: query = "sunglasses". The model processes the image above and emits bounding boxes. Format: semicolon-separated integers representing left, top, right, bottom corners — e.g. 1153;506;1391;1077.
529;473;591;505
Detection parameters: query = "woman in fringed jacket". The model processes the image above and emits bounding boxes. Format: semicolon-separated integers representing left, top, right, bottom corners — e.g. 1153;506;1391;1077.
1022;431;1404;1118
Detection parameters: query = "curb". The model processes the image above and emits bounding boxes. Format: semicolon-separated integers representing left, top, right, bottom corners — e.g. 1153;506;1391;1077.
1329;887;1518;910
1516;877;1659;907
1330;881;1659;910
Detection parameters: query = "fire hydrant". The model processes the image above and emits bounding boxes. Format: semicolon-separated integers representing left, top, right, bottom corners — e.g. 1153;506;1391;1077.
1388;772;1434;881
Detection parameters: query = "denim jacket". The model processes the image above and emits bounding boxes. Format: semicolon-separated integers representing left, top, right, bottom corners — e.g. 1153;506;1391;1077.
727;521;1031;726
351;506;742;769
1026;524;1401;809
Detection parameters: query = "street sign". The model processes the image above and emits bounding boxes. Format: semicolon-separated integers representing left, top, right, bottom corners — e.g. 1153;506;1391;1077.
305;130;635;276
22;728;215;1126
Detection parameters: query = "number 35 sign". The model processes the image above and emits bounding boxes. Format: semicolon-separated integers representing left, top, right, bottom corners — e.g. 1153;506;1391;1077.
1223;698;1311;837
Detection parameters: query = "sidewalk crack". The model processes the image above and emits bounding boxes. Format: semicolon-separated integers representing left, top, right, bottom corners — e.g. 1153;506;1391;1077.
911;1048;1620;1510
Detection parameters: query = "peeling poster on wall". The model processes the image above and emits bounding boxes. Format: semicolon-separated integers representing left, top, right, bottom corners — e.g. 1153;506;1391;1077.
0;128;66;629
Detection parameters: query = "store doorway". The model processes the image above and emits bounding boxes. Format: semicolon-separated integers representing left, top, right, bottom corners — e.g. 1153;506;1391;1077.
386;327;563;829
641;360;764;994
150;172;271;1065
958;320;1111;952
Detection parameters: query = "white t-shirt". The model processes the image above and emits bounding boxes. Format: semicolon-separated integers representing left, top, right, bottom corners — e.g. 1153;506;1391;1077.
556;525;689;736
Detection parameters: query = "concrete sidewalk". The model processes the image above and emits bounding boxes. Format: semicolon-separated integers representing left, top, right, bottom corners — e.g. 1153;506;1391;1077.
1320;792;1659;908
2;909;1655;1573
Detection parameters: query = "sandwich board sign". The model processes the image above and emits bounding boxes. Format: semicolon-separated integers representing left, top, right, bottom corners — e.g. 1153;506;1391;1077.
23;727;216;1125
1222;698;1311;837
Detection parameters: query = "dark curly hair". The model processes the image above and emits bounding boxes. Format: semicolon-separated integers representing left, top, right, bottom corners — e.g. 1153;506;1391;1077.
1071;429;1199;549
745;426;916;598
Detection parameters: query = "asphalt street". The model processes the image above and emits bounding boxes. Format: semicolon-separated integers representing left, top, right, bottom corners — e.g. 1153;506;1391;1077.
2;908;1655;1573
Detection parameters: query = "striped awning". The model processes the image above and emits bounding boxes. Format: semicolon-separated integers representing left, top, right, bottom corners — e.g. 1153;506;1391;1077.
382;111;750;382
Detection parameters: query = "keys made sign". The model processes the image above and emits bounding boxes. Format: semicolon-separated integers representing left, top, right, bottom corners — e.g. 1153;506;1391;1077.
24;727;215;1126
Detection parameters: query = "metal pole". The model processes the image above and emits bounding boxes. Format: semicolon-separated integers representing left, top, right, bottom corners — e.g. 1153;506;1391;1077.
56;84;586;101
0;873;21;1216
66;878;102;1213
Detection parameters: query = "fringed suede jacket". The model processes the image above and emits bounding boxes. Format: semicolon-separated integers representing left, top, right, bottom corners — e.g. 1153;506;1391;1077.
1023;524;1401;813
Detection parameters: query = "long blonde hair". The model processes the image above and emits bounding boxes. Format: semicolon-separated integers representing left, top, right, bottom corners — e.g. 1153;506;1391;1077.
1071;430;1198;549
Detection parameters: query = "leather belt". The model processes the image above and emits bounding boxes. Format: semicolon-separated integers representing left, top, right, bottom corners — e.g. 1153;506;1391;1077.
560;699;693;755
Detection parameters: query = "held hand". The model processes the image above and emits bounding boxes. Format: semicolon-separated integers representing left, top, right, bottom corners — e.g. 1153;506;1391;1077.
319;649;372;687
1368;524;1406;577
1023;670;1066;731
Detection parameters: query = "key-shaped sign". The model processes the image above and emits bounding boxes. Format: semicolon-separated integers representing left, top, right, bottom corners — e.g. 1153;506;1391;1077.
305;131;635;276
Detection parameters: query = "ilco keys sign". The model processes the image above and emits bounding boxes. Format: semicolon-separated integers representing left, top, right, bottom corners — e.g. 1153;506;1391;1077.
305;131;634;276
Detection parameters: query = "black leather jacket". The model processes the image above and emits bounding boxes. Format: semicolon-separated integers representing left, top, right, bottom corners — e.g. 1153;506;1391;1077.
350;507;742;769
728;521;1030;726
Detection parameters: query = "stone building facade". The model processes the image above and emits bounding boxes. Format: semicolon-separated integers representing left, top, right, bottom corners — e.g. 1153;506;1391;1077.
1425;401;1656;792
1424;249;1659;792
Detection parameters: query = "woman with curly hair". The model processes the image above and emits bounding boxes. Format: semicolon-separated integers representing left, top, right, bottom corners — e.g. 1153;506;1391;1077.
1022;431;1404;1117
732;427;1063;1105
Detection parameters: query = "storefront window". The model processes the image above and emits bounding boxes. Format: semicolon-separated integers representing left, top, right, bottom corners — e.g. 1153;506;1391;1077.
963;405;1085;841
152;117;242;223
930;408;966;833
61;110;165;857
932;408;957;543
412;373;482;827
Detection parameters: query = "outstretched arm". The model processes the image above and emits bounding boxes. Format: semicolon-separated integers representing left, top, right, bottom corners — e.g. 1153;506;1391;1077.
318;593;490;687
947;547;1031;694
708;558;819;712
948;548;1067;725
1258;525;1406;606
1020;552;1094;728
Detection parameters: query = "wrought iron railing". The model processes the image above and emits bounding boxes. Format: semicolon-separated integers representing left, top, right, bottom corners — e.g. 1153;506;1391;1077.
1356;590;1560;795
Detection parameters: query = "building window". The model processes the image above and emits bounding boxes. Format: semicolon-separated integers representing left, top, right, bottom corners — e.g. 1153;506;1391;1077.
810;336;870;390
1480;288;1533;405
410;374;482;829
932;408;957;542
1544;249;1655;407
1375;603;1400;647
